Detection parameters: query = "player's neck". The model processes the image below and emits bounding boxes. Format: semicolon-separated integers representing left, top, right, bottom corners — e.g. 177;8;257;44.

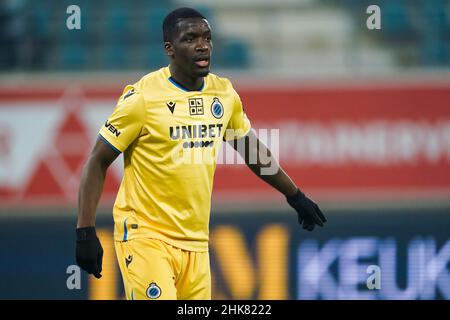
169;66;204;91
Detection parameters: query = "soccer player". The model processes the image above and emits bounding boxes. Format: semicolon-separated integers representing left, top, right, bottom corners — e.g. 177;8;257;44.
76;8;326;300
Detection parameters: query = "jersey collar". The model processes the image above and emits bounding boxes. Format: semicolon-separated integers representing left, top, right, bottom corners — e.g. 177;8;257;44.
168;76;205;92
166;66;206;92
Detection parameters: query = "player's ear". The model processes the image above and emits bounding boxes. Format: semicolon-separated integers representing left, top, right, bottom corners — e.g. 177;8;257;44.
164;42;174;57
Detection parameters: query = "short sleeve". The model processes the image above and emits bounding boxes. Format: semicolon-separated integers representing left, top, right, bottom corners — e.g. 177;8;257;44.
223;89;252;141
98;85;146;153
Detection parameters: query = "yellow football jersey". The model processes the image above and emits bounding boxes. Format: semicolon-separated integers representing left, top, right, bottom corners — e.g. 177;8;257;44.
98;66;251;251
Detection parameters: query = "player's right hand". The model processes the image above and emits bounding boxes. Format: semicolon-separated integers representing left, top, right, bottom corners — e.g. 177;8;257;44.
76;227;103;279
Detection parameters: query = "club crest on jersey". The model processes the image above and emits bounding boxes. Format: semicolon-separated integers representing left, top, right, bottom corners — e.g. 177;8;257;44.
146;282;162;299
211;97;224;119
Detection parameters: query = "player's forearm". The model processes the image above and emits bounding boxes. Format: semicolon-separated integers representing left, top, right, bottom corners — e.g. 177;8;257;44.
246;156;298;197
232;131;299;197
77;158;108;228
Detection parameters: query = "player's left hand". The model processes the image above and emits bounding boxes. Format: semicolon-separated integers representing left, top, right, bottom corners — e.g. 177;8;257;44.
286;189;327;231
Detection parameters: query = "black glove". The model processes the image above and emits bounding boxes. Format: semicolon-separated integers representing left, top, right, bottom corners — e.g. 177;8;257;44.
76;227;103;279
287;189;327;231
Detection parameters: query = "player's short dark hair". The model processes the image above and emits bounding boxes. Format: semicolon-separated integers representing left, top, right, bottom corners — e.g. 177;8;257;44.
163;8;206;42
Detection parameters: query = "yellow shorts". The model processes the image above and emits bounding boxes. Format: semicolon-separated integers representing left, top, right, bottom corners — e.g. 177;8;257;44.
115;238;211;300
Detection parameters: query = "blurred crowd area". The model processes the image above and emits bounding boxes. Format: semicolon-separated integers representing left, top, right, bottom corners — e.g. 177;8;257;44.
0;0;449;76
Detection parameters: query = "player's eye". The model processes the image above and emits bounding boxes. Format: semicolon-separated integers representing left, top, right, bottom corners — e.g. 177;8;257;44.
205;36;212;42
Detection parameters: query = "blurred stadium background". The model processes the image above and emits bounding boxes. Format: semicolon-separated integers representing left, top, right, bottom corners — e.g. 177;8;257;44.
1;0;450;300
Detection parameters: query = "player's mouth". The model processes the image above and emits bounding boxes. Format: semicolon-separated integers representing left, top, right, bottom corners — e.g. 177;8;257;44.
194;56;210;68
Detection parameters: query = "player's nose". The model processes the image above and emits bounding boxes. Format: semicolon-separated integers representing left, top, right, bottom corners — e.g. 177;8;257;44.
195;39;210;52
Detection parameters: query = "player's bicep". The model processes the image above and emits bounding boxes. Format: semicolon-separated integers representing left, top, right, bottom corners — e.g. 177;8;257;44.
227;129;258;161
90;136;121;169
